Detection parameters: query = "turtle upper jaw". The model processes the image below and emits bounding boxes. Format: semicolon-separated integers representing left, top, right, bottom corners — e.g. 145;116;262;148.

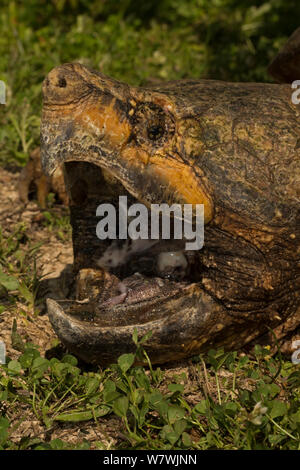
41;63;214;221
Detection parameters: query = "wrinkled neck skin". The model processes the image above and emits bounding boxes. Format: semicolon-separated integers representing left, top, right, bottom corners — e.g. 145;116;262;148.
41;63;300;364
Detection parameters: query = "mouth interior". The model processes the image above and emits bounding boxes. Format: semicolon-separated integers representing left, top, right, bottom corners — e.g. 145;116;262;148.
60;160;201;326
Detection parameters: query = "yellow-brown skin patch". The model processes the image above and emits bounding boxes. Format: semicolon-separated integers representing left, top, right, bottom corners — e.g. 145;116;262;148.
75;100;132;149
146;154;213;223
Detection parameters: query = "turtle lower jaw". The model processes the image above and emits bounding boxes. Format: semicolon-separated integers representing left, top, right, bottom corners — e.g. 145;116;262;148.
46;268;203;365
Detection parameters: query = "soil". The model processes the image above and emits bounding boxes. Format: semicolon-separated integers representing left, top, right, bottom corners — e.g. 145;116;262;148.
0;166;73;359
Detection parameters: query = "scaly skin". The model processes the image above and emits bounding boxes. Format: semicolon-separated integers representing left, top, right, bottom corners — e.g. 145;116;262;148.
40;62;300;365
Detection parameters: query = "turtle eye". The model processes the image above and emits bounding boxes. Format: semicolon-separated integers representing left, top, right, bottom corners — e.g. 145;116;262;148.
57;77;67;88
147;124;164;140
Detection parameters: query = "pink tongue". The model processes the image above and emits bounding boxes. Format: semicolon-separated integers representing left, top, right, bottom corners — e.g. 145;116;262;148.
100;282;128;307
75;265;189;312
97;273;188;310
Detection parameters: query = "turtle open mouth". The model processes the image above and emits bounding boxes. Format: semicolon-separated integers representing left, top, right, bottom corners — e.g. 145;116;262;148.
54;159;201;328
43;157;212;365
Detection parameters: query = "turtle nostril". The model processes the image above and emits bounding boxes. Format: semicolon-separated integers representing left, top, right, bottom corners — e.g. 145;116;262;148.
57;77;67;88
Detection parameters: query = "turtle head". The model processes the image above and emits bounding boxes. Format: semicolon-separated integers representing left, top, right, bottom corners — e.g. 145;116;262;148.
41;62;213;221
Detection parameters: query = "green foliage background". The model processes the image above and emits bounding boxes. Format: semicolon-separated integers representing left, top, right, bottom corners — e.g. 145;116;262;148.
0;0;300;165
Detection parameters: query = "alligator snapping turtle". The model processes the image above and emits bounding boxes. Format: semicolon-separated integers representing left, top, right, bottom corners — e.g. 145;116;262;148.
40;35;300;365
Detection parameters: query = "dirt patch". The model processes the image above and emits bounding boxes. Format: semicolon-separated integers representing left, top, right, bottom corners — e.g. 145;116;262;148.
0;167;72;359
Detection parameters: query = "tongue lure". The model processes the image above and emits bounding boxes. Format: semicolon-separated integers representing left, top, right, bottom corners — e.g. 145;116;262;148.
100;281;129;307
